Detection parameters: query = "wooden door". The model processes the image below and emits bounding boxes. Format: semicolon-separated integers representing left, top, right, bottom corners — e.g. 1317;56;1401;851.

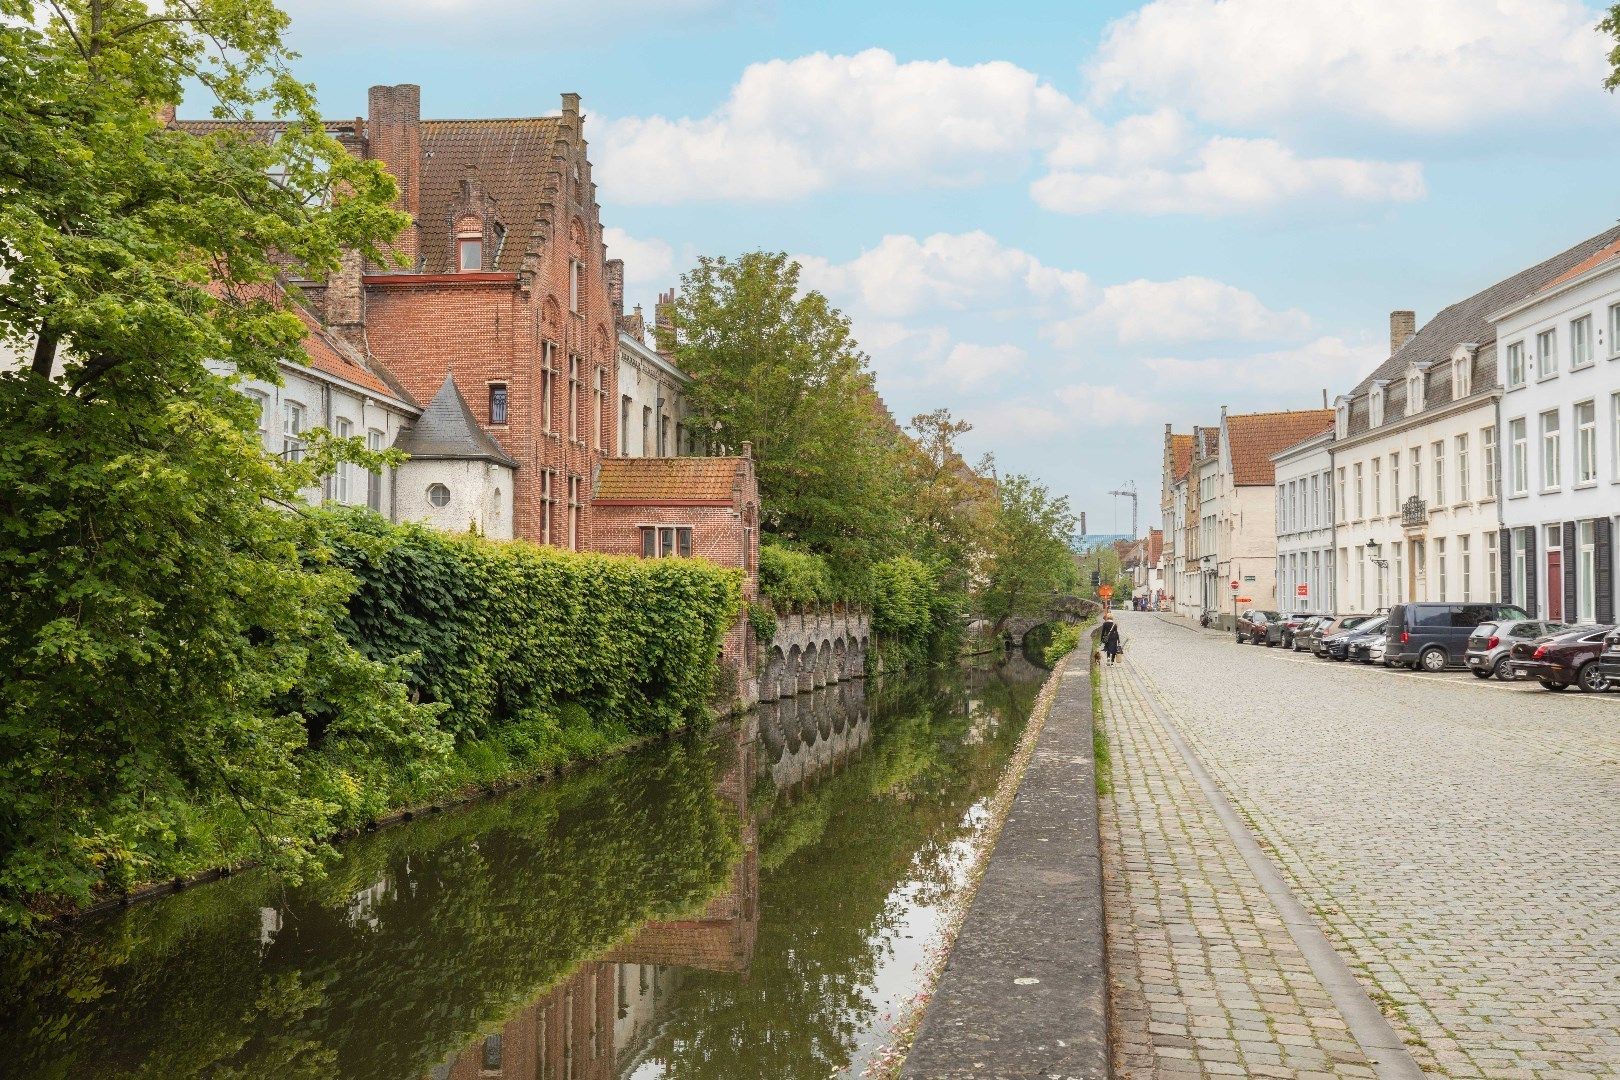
1547;549;1563;621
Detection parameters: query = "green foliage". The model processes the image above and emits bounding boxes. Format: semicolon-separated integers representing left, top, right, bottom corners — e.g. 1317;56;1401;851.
977;474;1080;631
869;556;962;670
1602;5;1620;92
746;601;779;644
322;510;743;742
0;0;418;929
1042;623;1084;666
758;540;835;606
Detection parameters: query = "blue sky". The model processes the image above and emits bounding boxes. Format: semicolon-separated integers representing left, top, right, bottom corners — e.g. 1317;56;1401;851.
269;0;1620;538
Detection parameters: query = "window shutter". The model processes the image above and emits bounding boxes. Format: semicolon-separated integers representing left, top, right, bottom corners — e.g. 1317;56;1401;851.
1597;518;1614;625
1525;529;1538;616
1563;521;1577;622
1499;527;1511;603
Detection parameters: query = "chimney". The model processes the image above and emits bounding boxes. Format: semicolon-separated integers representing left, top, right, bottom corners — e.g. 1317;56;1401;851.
741;440;752;460
327;249;366;347
605;259;625;325
1390;310;1416;357
367;84;422;265
654;288;677;360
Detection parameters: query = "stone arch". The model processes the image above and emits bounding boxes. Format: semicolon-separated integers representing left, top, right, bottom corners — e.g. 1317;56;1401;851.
569;216;587;253
799;643;818;694
787;644;803;698
817;638;834;687
765;646;786;701
833;638;848;680
541;296;561;331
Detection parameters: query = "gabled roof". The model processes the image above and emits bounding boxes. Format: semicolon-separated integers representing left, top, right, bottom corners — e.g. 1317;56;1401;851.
418;117;562;274
293;306;417;406
1536;236;1620;295
395;374;517;467
595;457;748;505
1170;433;1193;480
1225;410;1334;487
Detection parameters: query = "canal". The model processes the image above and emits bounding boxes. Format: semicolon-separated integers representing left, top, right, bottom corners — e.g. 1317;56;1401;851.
0;656;1046;1079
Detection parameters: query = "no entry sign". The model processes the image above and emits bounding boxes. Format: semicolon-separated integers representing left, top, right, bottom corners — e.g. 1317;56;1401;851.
1230;580;1239;591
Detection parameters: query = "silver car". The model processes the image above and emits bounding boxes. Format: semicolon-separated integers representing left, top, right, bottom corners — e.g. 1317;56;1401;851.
1465;619;1564;681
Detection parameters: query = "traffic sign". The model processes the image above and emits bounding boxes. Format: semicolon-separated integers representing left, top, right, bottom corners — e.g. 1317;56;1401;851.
1235;596;1252;604
1229;580;1239;591
1296;583;1309;597
1099;584;1114;600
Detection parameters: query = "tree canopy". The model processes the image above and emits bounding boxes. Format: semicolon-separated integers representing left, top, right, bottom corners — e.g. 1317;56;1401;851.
1603;4;1620;92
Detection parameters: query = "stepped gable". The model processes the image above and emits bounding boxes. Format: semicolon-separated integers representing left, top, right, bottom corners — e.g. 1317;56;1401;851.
1171;433;1193;480
594;456;747;505
1225;410;1334;487
395;373;517;466
416;117;562;274
1345;224;1620;437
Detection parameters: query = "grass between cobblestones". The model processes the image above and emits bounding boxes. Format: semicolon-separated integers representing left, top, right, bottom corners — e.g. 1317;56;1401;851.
862;650;1077;1079
1092;661;1112;797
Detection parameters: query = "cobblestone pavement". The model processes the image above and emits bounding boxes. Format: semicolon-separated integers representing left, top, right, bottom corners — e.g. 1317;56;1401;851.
1101;657;1380;1078
1105;611;1620;1078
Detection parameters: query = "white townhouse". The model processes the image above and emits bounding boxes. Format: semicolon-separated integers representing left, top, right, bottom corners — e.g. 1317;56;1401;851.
1273;427;1336;613
1490;235;1620;625
1159;426;1194;615
616;297;696;459
1328;226;1620;616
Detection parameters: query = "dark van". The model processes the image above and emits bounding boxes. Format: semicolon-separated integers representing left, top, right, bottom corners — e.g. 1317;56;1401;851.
1385;602;1531;671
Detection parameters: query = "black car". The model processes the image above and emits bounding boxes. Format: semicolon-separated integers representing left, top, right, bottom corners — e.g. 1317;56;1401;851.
1324;615;1386;661
1383;602;1531;672
1312;614;1375;657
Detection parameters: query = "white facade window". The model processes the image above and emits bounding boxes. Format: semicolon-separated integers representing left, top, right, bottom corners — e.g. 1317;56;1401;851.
1485;533;1497;600
1540;409;1561;491
1536;328;1558;379
427;483;451;508
457;236;482;272
1509;418;1528;496
245;389;270;447
1610;303;1620;358
1353;463;1364;520
1337;468;1346;524
1576;400;1597;485
366;428;385;511
1410;445;1422;500
1390;451;1401;506
1436;537;1447;600
1371;458;1382;515
1454;355;1471;398
1459;535;1471;601
1506;341;1526;387
1370;386;1384;426
1571;315;1593;369
1455;433;1469;502
1482;426;1496;496
1392;541;1404;605
1511;530;1528;610
281;400;305;462
334;417;353;503
1578;520;1597;623
1310;474;1320;528
1432;439;1445;506
1407;370;1423;415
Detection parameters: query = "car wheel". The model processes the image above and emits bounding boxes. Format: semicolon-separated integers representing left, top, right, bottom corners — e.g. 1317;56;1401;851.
1538;679;1569;691
1418;646;1447;673
1491;655;1513;681
1236;633;1245;644
1577;661;1608;694
1471;669;1492;679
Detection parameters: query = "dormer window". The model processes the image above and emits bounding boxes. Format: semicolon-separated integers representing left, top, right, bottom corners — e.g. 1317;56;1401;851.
1334;398;1349;439
1369;383;1385;427
1453;353;1472;398
1406;367;1424;416
457;234;482;272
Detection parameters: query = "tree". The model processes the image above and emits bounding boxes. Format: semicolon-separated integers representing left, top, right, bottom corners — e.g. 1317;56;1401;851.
0;0;439;927
1602;4;1620;92
664;253;906;585
977;474;1079;632
897;409;995;591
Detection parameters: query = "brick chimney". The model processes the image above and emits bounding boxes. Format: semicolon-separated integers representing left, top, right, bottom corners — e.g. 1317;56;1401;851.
605;259;625;326
327;249;366;347
367;84;421;265
654;288;677;361
1390;310;1416;357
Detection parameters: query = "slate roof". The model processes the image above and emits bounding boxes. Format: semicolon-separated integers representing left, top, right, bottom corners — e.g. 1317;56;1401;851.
1343;225;1620;437
1225;410;1334;487
395;374;517;467
594;457;747;505
1170;433;1194;481
418;117;562;274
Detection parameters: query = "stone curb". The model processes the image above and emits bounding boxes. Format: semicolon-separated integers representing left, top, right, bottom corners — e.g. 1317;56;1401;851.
902;629;1111;1080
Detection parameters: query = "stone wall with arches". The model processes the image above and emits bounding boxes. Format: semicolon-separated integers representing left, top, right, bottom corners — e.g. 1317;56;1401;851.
760;604;872;701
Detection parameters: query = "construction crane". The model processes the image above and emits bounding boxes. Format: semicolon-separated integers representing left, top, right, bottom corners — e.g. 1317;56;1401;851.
1107;481;1139;538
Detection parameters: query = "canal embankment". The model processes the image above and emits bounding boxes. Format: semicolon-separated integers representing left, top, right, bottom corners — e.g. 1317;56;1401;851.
900;623;1110;1080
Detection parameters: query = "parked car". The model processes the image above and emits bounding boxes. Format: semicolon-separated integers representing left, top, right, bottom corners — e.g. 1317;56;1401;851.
1367;636;1388;665
1509;625;1614;692
1316;614;1376;659
1291;615;1330;652
1382;602;1531;672
1236;609;1283;646
1279;612;1328;650
1347;618;1389;663
1327;615;1386;661
1596;631;1620;687
1465;619;1564;681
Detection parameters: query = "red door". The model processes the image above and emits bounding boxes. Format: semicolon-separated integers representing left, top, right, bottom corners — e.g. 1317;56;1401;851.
1547;549;1563;621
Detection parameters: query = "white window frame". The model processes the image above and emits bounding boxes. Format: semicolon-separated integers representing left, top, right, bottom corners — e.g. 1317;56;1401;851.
333;417;353;503
1610;303;1620;359
1436;537;1447;601
457;235;482;273
1371;457;1382;516
281;400;305;462
1432;439;1445;506
1536;328;1558;380
1506;340;1525;387
1540;409;1561;492
1509;418;1528;497
366;428;385;511
1353;462;1364;520
1481;426;1496;497
1576;399;1597;486
1455;433;1469;503
1578;520;1597;624
1485;532;1497;601
1571;314;1594;370
1459;534;1471;601
1390;451;1401;507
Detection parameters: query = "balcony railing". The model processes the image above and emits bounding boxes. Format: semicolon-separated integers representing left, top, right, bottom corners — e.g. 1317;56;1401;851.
1400;495;1428;529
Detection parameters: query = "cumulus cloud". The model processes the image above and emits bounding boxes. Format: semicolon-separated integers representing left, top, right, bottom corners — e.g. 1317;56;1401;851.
1088;0;1612;132
1047;276;1312;347
1033;135;1424;216
1142;337;1385;401
975;384;1160;439
595;49;1083;203
603;227;677;291
796;231;1091;319
938;343;1026;390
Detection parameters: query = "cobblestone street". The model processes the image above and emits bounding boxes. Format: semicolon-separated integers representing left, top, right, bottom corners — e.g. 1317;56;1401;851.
1100;611;1620;1078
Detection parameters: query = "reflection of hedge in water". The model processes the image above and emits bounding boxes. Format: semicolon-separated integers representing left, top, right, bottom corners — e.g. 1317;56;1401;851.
640;665;1043;1079
0;736;741;1080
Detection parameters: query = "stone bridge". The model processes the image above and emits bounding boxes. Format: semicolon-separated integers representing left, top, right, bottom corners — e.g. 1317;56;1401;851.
757;681;872;790
762;604;871;700
1001;594;1103;644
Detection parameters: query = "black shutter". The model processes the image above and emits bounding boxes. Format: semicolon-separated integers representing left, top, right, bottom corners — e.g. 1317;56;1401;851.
1563;521;1577;622
1597;518;1614;626
1525;528;1538;617
1500;527;1512;603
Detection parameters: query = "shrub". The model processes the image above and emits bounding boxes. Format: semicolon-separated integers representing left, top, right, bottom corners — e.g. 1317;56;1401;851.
1042;623;1083;666
758;541;834;606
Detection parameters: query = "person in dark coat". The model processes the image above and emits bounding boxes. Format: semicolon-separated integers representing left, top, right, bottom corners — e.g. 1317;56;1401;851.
1100;612;1123;664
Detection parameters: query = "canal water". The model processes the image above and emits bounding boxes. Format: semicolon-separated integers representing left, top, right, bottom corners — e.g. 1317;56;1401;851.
0;656;1046;1080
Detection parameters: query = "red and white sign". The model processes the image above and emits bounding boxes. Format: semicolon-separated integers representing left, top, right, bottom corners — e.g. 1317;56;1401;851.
1235;596;1252;605
1230;580;1239;591
1296;583;1309;597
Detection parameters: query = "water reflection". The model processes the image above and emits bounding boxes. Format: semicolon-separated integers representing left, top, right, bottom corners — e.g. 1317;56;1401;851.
1;661;1042;1080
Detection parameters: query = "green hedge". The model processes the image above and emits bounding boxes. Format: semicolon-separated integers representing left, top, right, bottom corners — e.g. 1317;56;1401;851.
322;510;743;741
1042;623;1084;666
758;541;835;606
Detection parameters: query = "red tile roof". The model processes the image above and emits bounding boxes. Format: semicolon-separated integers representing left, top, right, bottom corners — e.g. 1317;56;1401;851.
418;117;562;274
594;457;747;505
1537;237;1620;294
1147;528;1164;565
1170;433;1194;481
292;307;415;404
1224;410;1334;487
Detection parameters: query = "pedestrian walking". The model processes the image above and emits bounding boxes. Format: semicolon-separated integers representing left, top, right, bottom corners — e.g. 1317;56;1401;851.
1100;612;1123;665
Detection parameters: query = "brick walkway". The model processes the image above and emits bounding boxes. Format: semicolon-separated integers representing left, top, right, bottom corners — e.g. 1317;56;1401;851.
1100;659;1379;1078
1105;611;1620;1079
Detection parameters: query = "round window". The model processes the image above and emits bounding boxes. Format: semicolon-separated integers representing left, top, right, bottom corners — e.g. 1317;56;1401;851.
427;483;451;508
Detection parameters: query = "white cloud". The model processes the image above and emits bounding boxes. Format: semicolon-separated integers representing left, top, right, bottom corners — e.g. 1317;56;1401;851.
974;383;1159;439
603;227;677;290
1089;0;1611;132
796;231;1091;319
1047;276;1311;347
1033;135;1424;216
1142;336;1384;401
595;49;1084;203
939;343;1026;390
